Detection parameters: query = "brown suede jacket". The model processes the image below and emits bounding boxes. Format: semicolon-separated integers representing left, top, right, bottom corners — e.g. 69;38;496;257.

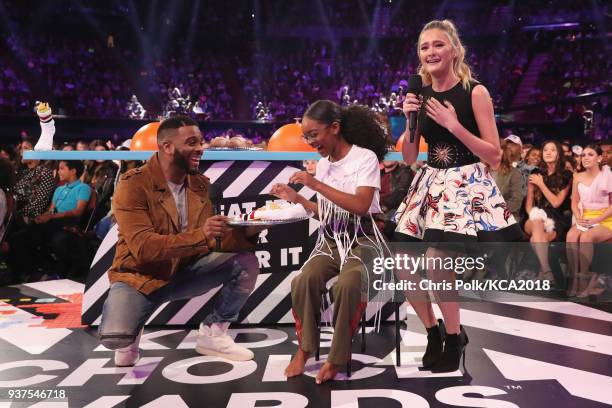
108;153;254;294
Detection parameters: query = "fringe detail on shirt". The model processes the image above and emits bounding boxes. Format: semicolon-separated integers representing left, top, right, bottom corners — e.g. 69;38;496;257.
304;196;394;332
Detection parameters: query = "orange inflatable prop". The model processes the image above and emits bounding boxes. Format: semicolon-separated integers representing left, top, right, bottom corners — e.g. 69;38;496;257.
267;123;316;152
395;134;428;153
131;122;161;151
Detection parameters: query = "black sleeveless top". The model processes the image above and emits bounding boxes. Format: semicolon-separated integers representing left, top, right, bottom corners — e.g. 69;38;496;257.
418;80;481;168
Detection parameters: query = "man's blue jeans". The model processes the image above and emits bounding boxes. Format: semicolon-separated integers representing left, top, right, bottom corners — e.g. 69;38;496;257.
98;251;259;350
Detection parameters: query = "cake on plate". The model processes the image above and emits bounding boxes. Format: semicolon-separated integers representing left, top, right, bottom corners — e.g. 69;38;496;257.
234;202;308;221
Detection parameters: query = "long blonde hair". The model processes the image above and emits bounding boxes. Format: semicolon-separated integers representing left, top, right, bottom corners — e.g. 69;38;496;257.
417;19;474;89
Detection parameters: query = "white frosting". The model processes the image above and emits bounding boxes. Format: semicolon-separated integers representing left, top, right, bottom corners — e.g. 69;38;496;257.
233;202;309;221
254;203;308;220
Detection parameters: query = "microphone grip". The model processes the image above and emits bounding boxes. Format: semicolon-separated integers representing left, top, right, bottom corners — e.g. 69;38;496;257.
213;202;221;251
408;111;417;144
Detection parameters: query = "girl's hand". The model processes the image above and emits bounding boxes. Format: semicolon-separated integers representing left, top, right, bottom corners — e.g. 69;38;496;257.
424;97;460;132
528;174;544;189
402;92;423;119
578;217;598;228
270;183;298;202
289;171;319;190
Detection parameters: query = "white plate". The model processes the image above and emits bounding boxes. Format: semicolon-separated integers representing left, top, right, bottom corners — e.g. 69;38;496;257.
228;215;310;227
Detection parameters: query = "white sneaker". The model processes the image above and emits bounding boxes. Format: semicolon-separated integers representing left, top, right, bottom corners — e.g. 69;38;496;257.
114;329;142;367
196;322;254;361
34;102;54;151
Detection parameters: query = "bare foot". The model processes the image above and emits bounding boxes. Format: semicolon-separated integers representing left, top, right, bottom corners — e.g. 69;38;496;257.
315;361;340;384
285;348;310;378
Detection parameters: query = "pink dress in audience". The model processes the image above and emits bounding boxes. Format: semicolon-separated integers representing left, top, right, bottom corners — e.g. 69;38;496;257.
578;165;612;231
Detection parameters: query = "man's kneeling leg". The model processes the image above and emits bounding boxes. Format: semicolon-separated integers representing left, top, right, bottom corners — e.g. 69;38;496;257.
99;282;157;365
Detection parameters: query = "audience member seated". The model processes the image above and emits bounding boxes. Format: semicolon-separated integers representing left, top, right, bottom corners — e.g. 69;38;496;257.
11;137;55;227
492;140;524;221
379;160;414;219
0;157;15;244
516;145;542;203
377;160;414;236
9;160;91;281
302;160;317;175
524;140;573;284
565;145;612;298
76;140;89;151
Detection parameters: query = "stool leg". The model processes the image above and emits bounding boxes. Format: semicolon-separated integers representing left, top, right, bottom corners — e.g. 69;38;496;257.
317;292;325;362
360;310;366;353
316;326;320;361
395;302;401;367
347;349;352;377
347;318;354;378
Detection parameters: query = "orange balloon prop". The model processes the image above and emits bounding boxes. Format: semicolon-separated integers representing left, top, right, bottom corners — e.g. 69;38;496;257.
395;135;427;153
267;123;315;152
131;122;161;151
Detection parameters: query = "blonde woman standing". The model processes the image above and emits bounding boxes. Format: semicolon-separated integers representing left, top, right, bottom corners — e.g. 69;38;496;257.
394;20;522;373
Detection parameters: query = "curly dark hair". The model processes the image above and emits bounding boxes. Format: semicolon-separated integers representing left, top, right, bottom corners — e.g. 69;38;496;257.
303;100;389;161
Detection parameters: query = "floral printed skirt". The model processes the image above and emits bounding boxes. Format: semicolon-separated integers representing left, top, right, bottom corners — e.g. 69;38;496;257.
393;162;523;242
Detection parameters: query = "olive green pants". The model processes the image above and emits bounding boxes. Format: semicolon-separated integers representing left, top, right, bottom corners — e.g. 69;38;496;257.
291;238;374;365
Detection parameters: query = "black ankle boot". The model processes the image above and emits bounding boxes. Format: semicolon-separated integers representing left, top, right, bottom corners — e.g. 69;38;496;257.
430;325;469;373
421;319;446;369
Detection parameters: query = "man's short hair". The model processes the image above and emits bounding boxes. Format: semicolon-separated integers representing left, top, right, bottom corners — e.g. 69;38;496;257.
157;115;199;142
599;139;612;147
60;160;85;178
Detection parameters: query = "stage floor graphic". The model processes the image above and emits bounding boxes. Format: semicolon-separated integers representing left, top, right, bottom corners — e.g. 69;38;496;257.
0;280;611;407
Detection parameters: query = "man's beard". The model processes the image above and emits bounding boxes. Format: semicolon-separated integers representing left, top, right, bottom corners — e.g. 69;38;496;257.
173;149;198;175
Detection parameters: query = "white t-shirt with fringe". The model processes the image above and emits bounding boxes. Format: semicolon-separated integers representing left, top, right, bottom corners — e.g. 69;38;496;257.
315;144;381;214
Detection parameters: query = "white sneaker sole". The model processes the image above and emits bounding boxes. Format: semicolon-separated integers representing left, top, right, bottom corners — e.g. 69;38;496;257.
195;345;253;361
114;352;140;367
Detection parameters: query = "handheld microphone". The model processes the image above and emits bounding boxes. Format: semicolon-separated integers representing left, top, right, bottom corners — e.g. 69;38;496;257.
407;75;422;144
208;184;223;250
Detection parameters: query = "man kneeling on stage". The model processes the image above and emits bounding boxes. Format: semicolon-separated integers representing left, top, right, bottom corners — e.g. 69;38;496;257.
99;115;261;366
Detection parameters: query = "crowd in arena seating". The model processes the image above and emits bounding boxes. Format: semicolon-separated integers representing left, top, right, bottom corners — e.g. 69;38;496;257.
237;36;533;123
1;1;609;130
524;33;611;140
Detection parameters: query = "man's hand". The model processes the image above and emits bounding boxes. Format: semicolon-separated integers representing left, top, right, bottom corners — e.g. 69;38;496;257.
203;215;230;240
